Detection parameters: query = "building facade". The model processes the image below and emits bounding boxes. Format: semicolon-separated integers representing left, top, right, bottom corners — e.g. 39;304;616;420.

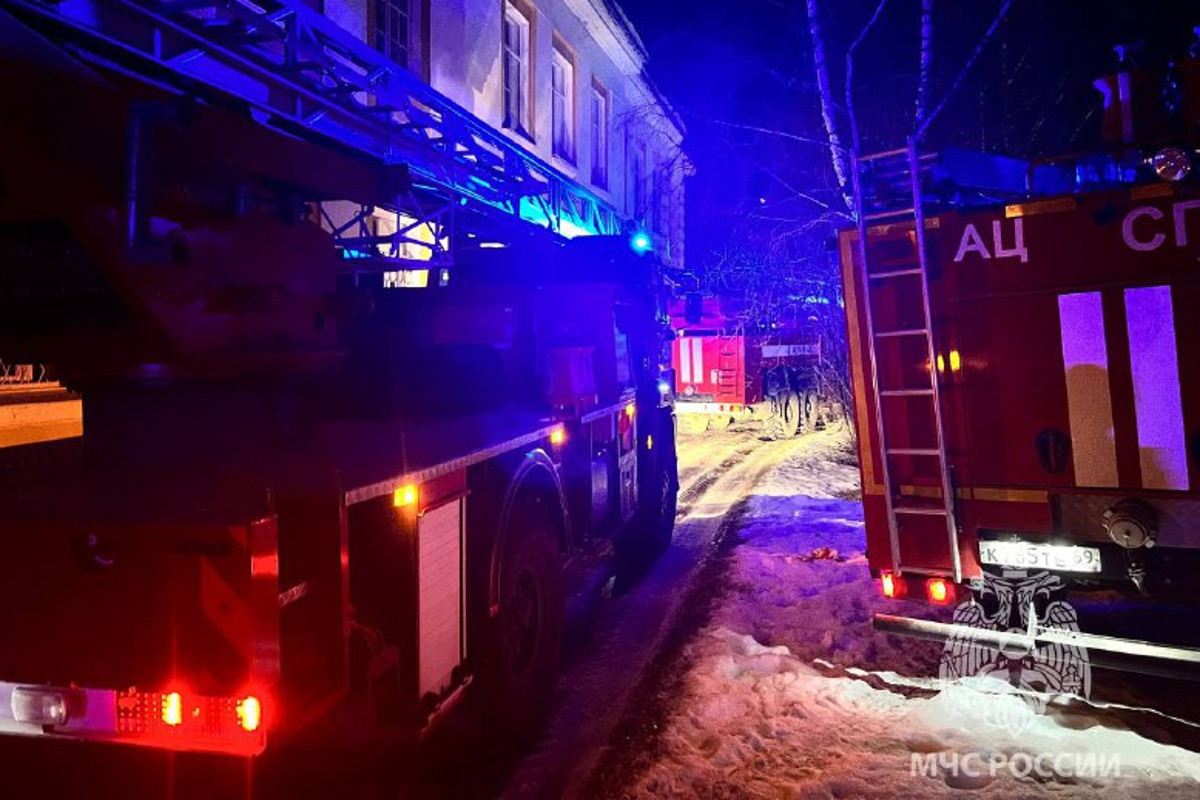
320;0;686;265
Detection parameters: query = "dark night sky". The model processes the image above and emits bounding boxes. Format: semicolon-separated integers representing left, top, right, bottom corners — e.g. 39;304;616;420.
618;0;1200;263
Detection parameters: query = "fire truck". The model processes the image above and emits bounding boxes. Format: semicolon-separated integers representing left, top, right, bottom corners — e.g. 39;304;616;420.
0;0;678;792
843;53;1200;677
669;295;823;439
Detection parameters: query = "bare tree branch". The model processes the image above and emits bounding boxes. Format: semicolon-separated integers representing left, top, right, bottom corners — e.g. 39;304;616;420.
804;0;853;212
697;115;847;152
915;0;933;127
917;0;1019;140
845;0;891;156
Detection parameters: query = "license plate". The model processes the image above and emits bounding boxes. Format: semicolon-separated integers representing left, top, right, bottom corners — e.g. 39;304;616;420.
979;540;1102;573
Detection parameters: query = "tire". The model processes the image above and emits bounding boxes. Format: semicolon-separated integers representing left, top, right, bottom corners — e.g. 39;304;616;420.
615;454;678;562
645;455;678;555
480;497;564;745
765;394;784;440
767;391;800;440
801;391;819;433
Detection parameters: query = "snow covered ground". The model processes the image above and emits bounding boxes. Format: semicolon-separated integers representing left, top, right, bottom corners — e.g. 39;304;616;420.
619;427;1200;799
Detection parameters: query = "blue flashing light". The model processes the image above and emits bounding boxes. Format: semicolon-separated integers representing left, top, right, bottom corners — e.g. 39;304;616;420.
630;232;652;254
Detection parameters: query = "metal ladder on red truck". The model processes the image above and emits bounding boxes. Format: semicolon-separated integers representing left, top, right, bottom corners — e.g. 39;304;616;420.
849;139;963;584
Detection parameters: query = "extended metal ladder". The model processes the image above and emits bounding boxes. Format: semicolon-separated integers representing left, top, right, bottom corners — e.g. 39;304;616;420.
0;0;623;257
850;139;961;582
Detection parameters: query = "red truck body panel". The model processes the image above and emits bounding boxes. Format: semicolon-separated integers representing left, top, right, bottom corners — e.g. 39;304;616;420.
843;185;1200;587
667;297;821;411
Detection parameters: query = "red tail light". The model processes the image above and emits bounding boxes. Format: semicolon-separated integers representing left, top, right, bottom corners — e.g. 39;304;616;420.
879;571;906;599
926;578;953;605
117;688;267;755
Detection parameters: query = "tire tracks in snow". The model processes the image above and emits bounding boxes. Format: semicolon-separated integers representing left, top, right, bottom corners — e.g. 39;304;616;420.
498;433;806;799
575;435;814;799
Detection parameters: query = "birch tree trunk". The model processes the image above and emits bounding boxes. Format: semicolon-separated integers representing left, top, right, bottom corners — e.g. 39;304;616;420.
804;0;853;213
915;0;933;129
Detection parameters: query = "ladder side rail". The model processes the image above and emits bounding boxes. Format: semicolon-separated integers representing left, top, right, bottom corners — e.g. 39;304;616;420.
849;153;904;574
906;137;962;583
205;0;623;235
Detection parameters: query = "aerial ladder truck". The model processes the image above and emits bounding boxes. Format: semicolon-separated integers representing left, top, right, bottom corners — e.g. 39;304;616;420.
0;0;680;793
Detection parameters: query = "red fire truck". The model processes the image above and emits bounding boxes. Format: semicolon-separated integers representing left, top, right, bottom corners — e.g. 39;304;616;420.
844;94;1200;672
669;295;823;438
0;0;678;793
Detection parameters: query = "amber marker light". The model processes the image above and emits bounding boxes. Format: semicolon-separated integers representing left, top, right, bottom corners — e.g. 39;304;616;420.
393;484;418;508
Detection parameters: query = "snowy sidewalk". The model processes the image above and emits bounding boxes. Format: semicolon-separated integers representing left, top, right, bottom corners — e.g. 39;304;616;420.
617;429;1200;799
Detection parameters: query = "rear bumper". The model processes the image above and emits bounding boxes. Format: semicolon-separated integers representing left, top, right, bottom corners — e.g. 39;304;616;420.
673;401;756;416
873;612;1200;681
0;681;265;756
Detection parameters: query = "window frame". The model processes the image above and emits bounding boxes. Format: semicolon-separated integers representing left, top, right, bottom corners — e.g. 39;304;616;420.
502;2;533;139
629;141;647;220
590;81;609;189
373;0;410;70
550;43;576;164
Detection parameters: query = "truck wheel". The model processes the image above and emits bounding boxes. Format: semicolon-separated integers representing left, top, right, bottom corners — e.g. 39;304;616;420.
765;395;784;440
802;391;819;433
481;499;564;744
615;457;678;563
767;392;800;440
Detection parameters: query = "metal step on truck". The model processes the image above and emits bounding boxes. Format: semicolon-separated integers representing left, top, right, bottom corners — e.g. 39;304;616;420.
0;0;680;794
843;45;1200;681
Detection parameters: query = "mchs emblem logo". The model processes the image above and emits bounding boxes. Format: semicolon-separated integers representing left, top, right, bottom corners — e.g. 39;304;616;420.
939;571;1091;735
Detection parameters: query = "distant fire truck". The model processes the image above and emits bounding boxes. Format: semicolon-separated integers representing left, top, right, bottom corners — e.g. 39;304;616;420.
669;295;823;438
843;51;1200;677
0;0;679;793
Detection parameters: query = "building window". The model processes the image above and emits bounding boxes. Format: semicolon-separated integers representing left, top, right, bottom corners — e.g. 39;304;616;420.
590;82;608;188
652;168;665;234
374;0;409;68
551;46;575;162
630;143;646;220
503;4;532;137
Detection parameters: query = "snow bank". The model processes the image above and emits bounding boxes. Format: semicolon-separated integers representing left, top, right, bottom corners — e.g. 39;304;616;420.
625;431;1200;798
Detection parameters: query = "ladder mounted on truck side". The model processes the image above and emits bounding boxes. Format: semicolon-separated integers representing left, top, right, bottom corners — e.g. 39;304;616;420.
0;0;623;263
850;139;962;583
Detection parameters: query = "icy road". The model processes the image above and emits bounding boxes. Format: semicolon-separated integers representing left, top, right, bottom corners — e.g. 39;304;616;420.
418;423;1200;798
588;427;1200;799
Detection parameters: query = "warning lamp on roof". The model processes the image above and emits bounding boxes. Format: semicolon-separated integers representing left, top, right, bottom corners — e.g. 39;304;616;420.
630;231;652;254
1152;146;1192;182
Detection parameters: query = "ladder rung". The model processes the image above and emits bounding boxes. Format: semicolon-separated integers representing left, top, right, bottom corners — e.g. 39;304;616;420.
880;389;934;397
877;256;919;267
875;328;927;339
869;267;923;280
887;448;940;456
864;207;915;221
894;506;949;516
